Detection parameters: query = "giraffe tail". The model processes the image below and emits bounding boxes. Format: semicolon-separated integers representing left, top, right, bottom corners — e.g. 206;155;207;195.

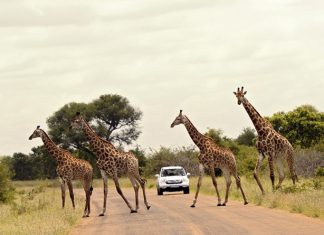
89;174;94;196
235;176;241;189
89;185;93;196
139;177;147;185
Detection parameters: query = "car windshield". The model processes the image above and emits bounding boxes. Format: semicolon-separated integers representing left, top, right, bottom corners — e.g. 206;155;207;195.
161;168;186;177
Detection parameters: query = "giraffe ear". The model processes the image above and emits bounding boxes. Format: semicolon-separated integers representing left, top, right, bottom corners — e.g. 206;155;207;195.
244;91;247;95
233;92;237;95
37;125;40;129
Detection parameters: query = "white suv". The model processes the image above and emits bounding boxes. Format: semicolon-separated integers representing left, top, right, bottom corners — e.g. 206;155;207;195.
155;166;190;195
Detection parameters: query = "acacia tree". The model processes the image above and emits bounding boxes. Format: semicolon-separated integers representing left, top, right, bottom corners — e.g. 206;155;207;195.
267;105;324;148
47;94;142;155
91;94;142;146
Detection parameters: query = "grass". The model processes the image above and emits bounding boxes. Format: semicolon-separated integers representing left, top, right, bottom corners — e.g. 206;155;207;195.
187;175;324;219
0;180;84;235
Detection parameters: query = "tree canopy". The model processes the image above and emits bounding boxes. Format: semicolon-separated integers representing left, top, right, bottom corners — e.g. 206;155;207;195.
236;127;256;146
47;94;142;155
267;105;324;148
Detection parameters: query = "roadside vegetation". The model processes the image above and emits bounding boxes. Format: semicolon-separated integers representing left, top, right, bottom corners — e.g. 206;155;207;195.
0;180;84;235
188;175;324;219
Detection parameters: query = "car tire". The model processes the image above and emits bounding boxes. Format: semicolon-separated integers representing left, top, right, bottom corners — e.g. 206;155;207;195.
157;188;163;196
183;188;190;194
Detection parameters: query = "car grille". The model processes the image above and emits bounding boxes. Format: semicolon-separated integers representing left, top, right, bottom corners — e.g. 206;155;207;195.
166;179;183;184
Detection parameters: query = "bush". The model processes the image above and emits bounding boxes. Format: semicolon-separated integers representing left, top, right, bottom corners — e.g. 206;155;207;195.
295;149;324;177
144;146;199;177
0;160;15;203
315;167;324;177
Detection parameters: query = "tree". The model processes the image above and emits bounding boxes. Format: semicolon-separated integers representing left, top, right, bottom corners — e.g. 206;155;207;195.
144;146;199;177
91;94;142;146
29;146;57;179
267;105;324;148
204;128;224;146
205;128;239;155
11;153;35;180
236;127;256;146
130;146;147;174
0;159;15;203
47;94;142;156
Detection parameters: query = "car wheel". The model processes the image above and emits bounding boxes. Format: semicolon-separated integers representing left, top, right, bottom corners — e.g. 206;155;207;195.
157;188;163;196
184;188;190;194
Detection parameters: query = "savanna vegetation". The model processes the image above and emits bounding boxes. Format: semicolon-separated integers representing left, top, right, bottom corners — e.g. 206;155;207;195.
0;94;323;234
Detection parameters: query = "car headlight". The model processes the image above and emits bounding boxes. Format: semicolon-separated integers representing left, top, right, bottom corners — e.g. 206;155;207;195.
160;179;166;183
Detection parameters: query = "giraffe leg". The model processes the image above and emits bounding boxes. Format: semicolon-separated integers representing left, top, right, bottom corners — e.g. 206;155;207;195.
254;153;265;195
83;180;91;217
210;168;222;206
112;176;136;213
67;181;75;209
268;155;275;192
191;164;204;208
82;190;90;218
129;176;139;210
133;174;151;210
221;169;231;206
234;175;248;205
275;158;285;190
99;170;108;216
59;177;66;208
287;151;298;184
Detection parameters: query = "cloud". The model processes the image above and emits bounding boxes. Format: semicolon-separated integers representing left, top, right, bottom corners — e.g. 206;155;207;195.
0;2;97;27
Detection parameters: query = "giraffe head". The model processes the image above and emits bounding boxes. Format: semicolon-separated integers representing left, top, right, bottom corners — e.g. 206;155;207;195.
233;86;247;105
70;112;83;130
29;126;42;140
170;110;186;128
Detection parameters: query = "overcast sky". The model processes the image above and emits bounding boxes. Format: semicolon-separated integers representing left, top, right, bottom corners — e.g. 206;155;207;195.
0;0;323;156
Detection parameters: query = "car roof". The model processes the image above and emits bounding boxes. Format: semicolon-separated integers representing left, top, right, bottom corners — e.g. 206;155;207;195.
161;166;184;170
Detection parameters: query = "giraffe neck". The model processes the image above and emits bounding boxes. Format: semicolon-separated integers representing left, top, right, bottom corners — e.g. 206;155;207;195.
242;98;270;136
183;116;207;150
40;130;67;162
80;118;116;154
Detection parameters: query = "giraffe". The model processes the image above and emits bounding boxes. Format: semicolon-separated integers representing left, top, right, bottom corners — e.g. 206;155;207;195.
69;112;150;216
233;87;298;194
28;126;93;217
171;110;248;207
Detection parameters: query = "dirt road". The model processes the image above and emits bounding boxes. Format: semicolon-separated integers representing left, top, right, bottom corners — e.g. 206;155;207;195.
70;189;324;235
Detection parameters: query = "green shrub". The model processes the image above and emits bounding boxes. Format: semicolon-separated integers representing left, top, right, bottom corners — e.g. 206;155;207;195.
0;161;15;203
315;167;324;177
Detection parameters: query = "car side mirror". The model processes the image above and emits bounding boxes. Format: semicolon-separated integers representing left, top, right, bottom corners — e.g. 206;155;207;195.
187;173;191;177
155;174;159;178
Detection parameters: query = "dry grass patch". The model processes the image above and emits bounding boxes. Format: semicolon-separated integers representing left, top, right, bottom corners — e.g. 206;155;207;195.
188;175;324;219
0;180;84;235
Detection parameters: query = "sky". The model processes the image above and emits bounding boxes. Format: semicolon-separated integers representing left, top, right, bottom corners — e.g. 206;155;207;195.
0;0;323;156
